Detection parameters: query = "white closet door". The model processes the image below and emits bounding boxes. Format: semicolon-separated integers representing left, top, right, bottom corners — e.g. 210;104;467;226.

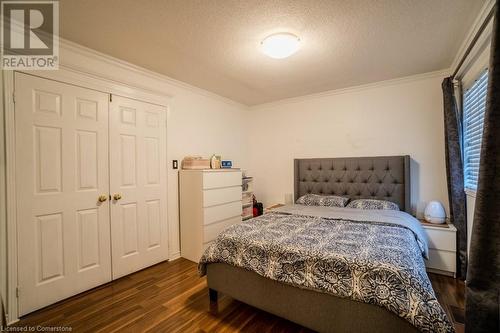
15;73;112;315
109;96;168;279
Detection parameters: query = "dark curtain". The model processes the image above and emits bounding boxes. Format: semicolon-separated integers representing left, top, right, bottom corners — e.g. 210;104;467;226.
465;3;500;332
442;79;467;279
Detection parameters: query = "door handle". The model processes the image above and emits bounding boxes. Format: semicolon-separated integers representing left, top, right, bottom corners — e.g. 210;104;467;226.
98;195;108;203
113;193;122;201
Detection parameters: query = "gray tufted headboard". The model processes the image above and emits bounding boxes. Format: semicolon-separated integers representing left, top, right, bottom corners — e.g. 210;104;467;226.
294;156;411;213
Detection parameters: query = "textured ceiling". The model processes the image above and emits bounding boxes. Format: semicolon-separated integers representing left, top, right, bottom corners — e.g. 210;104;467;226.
59;0;485;105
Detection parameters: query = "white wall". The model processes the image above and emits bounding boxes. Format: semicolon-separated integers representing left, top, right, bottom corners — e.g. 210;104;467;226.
166;91;247;257
247;72;450;217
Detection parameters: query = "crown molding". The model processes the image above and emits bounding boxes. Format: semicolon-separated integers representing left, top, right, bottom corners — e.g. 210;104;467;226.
250;68;450;110
450;0;496;78
58;38;246;109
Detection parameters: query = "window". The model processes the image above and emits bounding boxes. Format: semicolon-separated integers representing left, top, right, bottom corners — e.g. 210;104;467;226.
463;70;488;191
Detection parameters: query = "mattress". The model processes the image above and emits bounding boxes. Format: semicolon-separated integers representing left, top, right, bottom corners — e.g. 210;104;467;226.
199;205;454;333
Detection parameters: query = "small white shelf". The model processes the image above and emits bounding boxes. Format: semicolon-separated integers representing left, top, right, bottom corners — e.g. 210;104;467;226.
242;174;254;220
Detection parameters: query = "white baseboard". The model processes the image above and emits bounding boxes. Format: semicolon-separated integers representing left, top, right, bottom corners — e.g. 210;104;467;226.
169;252;181;260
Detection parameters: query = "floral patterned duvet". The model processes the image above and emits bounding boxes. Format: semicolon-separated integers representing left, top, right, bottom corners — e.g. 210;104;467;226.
199;207;454;333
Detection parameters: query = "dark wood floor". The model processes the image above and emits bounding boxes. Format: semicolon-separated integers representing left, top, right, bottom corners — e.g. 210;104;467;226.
14;258;464;333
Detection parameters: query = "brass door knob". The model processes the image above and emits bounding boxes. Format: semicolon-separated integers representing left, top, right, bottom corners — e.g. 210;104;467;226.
98;195;108;202
113;193;122;201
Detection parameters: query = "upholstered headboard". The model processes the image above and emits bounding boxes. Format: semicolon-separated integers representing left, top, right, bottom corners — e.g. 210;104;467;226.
294;156;411;213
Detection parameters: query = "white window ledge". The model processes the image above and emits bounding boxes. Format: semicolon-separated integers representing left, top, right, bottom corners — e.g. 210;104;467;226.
465;189;477;198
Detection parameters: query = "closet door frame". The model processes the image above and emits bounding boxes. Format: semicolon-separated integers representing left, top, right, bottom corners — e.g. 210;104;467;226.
3;69;170;324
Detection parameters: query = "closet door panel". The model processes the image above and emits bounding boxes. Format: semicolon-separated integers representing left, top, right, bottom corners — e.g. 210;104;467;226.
15;73;111;316
77;208;101;270
109;96;168;279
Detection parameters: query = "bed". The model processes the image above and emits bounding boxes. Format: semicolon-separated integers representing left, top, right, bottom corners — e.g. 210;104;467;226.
198;156;454;333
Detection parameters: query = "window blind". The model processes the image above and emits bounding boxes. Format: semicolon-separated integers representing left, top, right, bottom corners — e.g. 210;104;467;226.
463;70;488;191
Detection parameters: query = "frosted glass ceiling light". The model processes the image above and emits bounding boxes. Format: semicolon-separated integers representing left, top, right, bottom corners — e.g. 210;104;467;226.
261;33;300;59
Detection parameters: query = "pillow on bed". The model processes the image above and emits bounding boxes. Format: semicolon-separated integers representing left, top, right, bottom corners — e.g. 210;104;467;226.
346;199;399;211
296;194;349;207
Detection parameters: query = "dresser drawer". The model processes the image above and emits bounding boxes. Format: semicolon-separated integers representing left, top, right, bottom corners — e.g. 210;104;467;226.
204;201;242;225
425;228;456;252
204;216;242;243
203;186;241;207
203;171;242;189
426;249;456;273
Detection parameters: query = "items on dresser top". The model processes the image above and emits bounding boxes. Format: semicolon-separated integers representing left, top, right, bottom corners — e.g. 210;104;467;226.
210;155;222;169
419;219;457;277
182;156;211;169
182;155;231;169
179;169;242;262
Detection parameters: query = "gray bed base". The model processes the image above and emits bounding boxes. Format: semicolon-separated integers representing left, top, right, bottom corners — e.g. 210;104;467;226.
207;263;419;333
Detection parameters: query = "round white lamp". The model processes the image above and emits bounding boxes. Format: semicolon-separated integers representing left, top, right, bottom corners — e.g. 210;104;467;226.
424;201;447;224
261;33;300;59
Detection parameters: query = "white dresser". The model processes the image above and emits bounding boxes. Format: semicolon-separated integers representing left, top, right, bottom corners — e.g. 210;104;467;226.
421;222;457;277
179;169;242;262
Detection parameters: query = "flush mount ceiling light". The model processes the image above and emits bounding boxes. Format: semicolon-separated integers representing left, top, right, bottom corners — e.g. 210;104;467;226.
261;33;300;59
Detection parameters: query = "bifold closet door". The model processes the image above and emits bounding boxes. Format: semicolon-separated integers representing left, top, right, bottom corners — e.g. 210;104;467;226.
109;96;168;279
15;73;112;315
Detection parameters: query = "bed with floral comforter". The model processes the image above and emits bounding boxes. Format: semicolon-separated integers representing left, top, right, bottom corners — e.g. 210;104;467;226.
199;205;454;333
